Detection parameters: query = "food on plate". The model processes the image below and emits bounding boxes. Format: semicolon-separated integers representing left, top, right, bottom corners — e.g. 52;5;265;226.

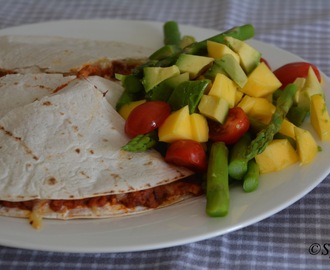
0;21;329;228
117;21;329;217
0;35;201;229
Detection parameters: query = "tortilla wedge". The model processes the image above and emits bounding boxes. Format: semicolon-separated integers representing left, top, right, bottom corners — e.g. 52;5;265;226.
0;76;201;228
0;35;153;75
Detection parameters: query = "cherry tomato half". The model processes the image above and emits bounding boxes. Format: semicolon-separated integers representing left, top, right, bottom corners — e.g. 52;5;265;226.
125;101;171;138
208;107;250;145
165;140;207;172
273;62;322;89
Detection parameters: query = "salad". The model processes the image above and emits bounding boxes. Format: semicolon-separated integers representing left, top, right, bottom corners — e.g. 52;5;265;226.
115;21;329;217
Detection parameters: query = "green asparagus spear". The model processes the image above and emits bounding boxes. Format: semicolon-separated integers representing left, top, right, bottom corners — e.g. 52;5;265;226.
245;83;298;160
133;24;255;77
149;45;181;60
206;142;230;217
228;133;252;180
122;132;157;152
243;159;260;192
286;105;309;126
183;24;255;56
115;75;145;111
163;21;181;46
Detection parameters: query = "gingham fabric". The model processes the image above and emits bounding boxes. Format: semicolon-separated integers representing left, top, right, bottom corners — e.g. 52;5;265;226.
0;0;330;269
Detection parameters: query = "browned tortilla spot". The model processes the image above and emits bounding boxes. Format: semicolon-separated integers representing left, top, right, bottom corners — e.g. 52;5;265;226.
110;174;120;181
48;177;57;185
0;125;39;161
144;161;153;166
42;101;52;106
72;125;79;132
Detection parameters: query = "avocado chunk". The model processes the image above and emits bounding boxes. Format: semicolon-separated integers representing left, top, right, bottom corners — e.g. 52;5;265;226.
142;65;180;92
198;95;229;124
146;72;190;102
224;36;261;74
204;61;227;80
217;54;248;88
168;79;211;113
296;67;324;112
175;54;214;79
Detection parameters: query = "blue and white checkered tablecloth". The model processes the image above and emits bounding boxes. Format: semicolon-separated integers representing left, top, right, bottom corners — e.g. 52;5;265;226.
0;0;330;269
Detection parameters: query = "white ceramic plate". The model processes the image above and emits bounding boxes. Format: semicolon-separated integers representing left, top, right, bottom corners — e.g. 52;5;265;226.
0;19;329;253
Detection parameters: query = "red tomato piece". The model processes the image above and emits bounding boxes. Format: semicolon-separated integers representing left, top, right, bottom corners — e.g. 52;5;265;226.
208;107;250;145
273;62;322;89
125;101;171;138
165;140;207;172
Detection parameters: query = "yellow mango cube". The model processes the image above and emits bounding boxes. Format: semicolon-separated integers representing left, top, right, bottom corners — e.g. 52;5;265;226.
279;118;296;140
208;73;237;108
118;100;146;120
198;95;229;124
190;113;209;142
294;126;318;165
235;90;244;106
310;94;330;141
207;40;240;62
248;97;276;125
158;105;192;143
237;95;255;114
255;139;299;174
241;62;282;97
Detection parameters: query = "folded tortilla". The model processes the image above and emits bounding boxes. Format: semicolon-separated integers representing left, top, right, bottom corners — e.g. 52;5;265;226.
0;36;203;228
0;76;199;227
0;35;153;74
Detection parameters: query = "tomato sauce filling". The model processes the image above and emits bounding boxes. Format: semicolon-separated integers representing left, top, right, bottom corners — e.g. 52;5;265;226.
0;177;203;213
0;68;16;77
76;59;144;80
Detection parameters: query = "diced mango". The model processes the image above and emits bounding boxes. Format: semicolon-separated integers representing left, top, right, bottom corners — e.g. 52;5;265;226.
207;73;237;108
236;95;255;114
294;126;318;165
255;139;299;174
310;94;330;141
198;95;229;124
118;100;146;120
247;97;276;125
190;113;209;142
207;40;240;62
279;118;296;140
241;62;282;97
158;105;192;143
235;90;244;106
158;106;209;143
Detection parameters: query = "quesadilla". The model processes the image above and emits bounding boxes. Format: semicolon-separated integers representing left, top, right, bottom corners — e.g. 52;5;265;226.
0;74;201;229
0;35;153;77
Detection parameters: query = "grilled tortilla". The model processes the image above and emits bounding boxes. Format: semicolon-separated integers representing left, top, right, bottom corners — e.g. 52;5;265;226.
0;35;153;76
0;36;203;228
0;76;201;228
